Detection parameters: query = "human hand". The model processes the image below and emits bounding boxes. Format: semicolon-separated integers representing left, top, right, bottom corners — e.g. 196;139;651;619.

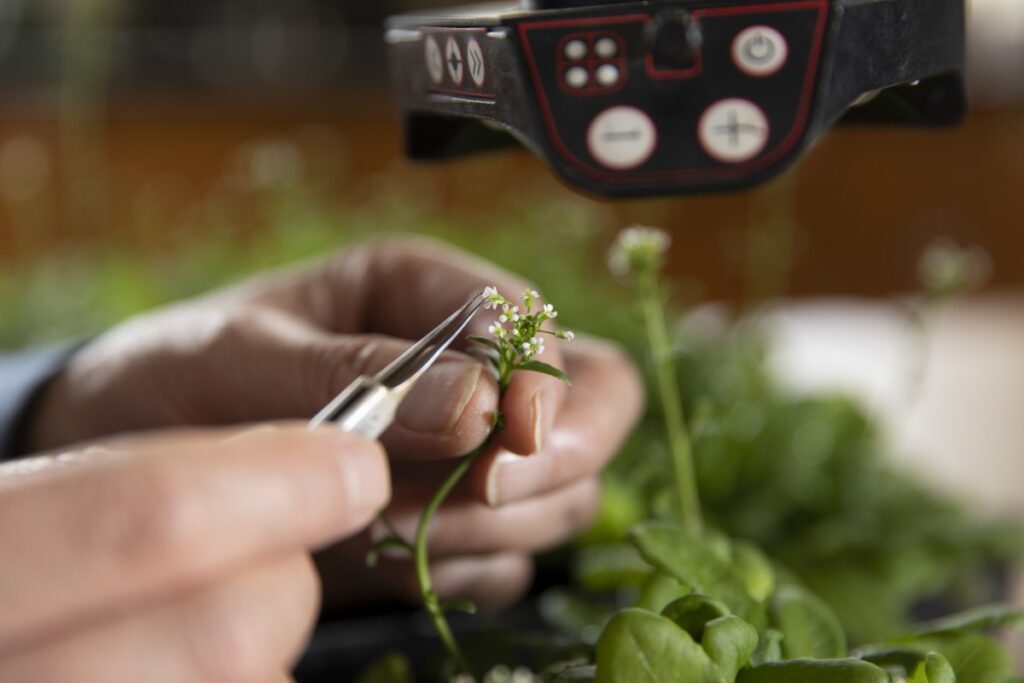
27;237;645;607
0;424;389;683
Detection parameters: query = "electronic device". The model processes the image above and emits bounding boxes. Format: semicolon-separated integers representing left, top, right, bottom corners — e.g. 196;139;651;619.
385;0;966;197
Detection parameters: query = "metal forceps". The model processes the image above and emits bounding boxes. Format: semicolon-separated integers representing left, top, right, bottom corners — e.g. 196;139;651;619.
309;293;486;439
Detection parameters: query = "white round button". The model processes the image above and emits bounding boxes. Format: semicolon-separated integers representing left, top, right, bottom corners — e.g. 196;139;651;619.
587;106;658;170
594;37;619;59
425;36;444;85
445;37;464;84
564;39;588;61
732;26;788;77
466;37;486;87
698;99;770;163
565;66;590;89
595;63;620;87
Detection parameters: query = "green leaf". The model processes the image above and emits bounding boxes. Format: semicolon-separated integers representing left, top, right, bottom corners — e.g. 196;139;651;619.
635;570;690;613
595;609;716;683
573;543;653;592
857;645;936;673
703;615;760;680
913;606;1024;638
752;629;784;666
661;593;731;640
731;541;776;603
908;652;956;683
518;360;573;385
736;659;890;683
628;522;767;629
770;585;847;660
468;335;502;354
357;652;413;683
927;633;1013;683
862;633;1013;683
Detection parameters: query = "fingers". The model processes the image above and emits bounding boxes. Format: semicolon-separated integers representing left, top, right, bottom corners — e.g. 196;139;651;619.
471;337;645;506
243;236;534;340
174;308;501;458
0;425;389;651
380;478;600;558
244;237;570;456
0;554;319;683
300;330;499;459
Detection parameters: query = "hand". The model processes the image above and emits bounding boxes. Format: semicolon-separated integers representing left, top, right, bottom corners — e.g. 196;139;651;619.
27;237;645;608
0;424;390;683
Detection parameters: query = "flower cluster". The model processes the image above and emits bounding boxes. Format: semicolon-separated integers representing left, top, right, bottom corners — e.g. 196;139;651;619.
475;287;574;388
482;287;573;360
607;226;672;279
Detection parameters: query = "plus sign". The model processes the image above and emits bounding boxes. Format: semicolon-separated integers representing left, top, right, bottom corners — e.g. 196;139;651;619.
714;109;765;147
449;52;462;70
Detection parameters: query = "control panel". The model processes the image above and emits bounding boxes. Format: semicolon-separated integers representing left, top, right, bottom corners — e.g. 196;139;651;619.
386;0;967;197
517;3;826;185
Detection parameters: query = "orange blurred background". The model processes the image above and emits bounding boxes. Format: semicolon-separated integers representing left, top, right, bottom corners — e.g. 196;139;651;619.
0;0;1021;304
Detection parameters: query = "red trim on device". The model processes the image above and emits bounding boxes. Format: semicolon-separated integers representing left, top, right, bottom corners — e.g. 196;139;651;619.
517;0;829;185
644;51;703;80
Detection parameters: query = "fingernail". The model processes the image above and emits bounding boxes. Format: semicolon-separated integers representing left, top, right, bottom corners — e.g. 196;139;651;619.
532;389;548;454
397;362;482;434
485;450;553;506
338;444;391;526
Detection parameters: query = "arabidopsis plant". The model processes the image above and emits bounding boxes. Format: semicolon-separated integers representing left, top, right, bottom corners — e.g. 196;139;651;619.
473;288;574;389
608;226;672;280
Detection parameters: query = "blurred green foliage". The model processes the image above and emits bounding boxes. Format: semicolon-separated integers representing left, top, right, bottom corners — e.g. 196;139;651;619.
0;179;1018;648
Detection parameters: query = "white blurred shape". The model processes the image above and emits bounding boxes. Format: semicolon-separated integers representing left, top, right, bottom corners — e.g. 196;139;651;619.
968;0;1024;106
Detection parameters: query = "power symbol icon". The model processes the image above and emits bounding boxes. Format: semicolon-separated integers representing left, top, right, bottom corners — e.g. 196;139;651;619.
745;34;776;62
733;26;788;77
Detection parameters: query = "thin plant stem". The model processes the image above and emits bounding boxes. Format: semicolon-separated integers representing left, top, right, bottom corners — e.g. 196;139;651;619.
414;441;490;679
637;273;703;534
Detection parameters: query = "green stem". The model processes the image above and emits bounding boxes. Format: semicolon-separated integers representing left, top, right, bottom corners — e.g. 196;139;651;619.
637;275;703;534
414;442;490;679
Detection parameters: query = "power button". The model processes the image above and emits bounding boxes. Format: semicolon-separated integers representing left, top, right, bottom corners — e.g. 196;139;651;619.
732;26;788;77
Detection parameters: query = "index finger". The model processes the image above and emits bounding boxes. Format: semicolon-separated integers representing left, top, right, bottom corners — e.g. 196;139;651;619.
0;424;388;652
248;237;571;455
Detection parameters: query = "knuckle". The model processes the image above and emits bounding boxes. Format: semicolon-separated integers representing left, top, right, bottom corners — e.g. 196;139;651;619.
88;463;199;573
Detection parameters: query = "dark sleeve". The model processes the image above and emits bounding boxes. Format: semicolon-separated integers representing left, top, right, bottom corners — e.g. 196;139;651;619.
0;343;79;461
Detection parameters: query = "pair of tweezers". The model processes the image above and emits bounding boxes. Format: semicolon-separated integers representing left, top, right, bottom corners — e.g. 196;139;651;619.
309;293;486;439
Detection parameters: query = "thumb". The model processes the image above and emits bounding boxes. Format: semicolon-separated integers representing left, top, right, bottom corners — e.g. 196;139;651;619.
200;308;500;459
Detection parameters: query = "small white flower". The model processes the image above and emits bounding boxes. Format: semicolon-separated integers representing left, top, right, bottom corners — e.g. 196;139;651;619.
532;336;545;356
498;314;508;323
542;303;558;318
608;226;671;278
483;286;504;310
560;330;575;342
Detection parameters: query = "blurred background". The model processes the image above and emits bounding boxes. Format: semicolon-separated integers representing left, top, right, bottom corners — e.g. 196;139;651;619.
1;0;1024;667
0;0;1021;344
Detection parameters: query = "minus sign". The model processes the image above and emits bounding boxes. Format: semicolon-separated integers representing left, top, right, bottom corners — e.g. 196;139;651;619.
603;130;642;142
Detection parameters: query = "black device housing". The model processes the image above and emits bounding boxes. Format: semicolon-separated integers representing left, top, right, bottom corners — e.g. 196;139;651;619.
385;0;966;198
